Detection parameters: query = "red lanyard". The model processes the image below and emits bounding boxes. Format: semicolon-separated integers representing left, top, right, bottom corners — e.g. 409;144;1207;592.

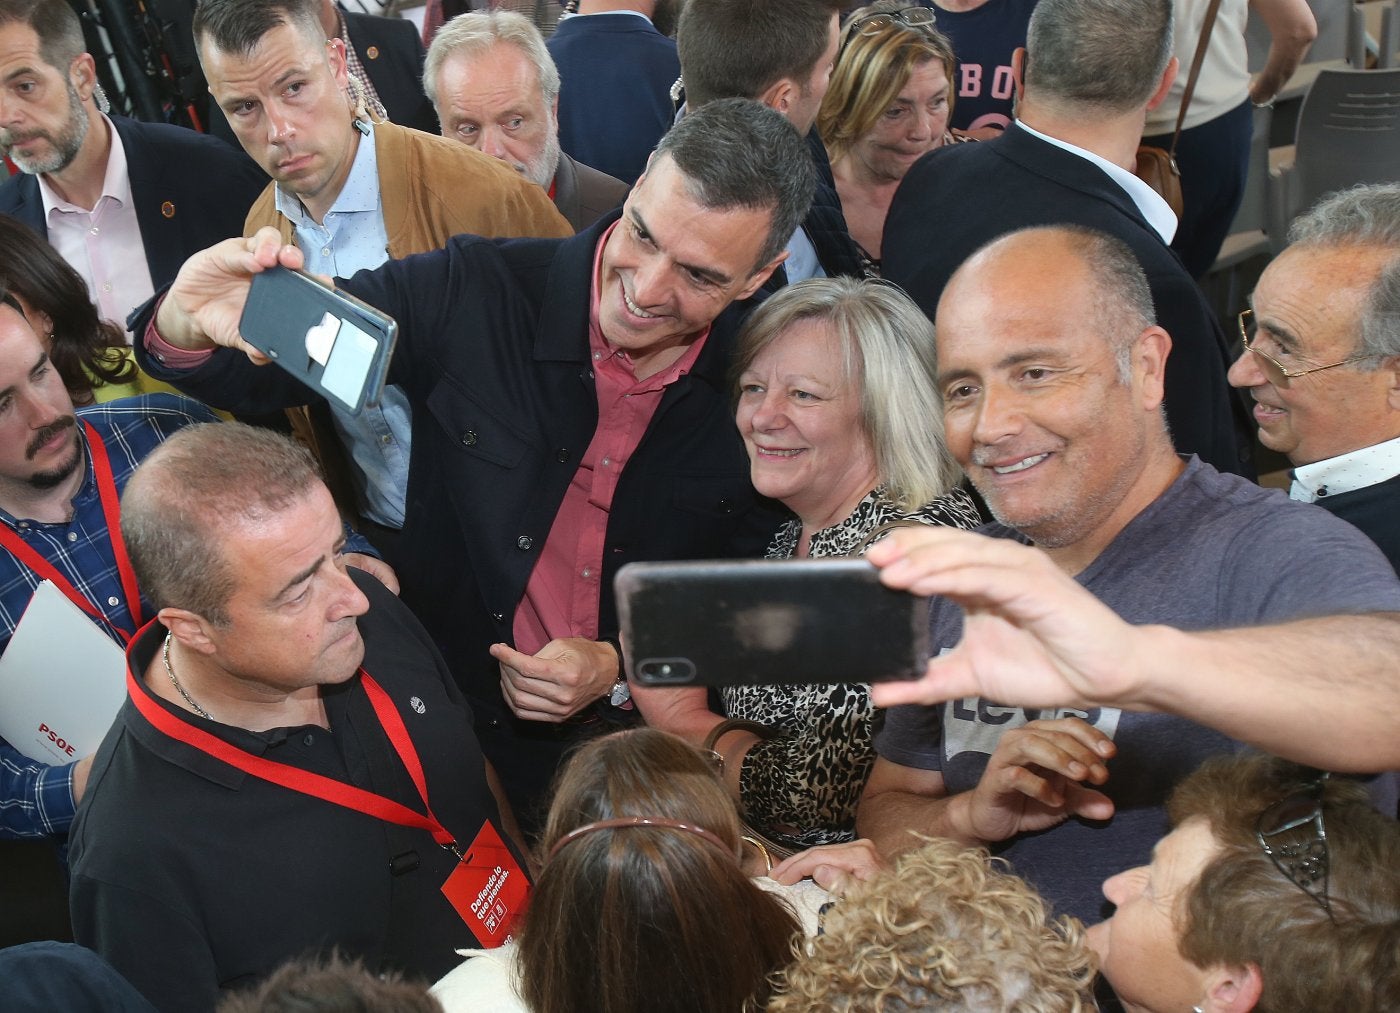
0;421;144;643
125;627;460;851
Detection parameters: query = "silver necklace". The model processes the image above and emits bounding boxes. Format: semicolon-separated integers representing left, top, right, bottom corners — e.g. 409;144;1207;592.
163;632;214;721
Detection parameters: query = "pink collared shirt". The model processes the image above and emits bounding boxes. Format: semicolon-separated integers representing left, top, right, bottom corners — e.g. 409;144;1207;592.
512;223;710;654
40;116;154;343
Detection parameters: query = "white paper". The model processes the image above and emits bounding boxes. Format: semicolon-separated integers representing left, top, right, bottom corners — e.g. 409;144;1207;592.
0;580;127;764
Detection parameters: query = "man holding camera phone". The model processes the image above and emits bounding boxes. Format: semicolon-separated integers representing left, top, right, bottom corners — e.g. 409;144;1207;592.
135;99;807;829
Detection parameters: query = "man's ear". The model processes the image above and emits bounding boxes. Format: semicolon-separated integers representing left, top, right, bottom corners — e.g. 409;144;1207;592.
159;607;221;656
1146;56;1180;112
1384;355;1400;412
326;36;349;91
1011;47;1026;99
69;52;98;103
735;250;789;301
1133;325;1172;411
1199;962;1264;1013
759;77;799;120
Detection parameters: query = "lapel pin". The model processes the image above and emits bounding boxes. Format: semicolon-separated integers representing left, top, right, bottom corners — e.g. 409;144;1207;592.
161;201;176;219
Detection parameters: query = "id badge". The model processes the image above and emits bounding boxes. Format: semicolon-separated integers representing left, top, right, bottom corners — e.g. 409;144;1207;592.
440;820;529;946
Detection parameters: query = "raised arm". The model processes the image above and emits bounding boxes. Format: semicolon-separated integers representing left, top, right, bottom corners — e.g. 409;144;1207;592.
865;527;1400;771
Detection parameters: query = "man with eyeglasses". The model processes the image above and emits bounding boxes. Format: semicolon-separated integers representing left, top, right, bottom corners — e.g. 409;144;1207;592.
1228;184;1400;573
855;223;1400;932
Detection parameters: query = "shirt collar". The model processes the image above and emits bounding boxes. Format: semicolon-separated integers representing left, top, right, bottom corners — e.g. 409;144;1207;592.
1289;434;1400;502
1014;121;1178;244
37;114;132;218
274;120;379;225
569;9;652;22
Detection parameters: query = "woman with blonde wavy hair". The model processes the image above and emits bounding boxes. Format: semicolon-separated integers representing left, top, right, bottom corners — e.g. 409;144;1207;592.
818;3;959;273
770;837;1097;1012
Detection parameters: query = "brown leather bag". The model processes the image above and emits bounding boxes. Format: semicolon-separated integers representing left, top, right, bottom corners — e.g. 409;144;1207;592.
1134;0;1224;220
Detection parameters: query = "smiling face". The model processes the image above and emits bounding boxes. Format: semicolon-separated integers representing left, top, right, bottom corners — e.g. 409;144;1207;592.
201;21;357;221
0;22;92;175
0;304;81;504
849;57;949;183
199;483;369;696
1086;819;1219;1013
1227;245;1400;467
934;236;1168;554
736;317;879;530
596;155;782;379
434;40;559;188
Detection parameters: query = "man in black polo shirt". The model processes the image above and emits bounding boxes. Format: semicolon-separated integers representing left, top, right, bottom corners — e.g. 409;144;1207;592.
69;423;524;1012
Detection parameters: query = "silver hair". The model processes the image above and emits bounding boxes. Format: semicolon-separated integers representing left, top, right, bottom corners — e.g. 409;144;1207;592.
1025;0;1173;113
1286;183;1400;362
731;276;963;508
423;9;560;111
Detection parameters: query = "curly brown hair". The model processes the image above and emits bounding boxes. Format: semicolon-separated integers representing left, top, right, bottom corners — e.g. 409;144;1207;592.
767;838;1097;1013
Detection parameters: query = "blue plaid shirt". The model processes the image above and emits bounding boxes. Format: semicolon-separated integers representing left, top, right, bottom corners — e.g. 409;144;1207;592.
0;394;216;838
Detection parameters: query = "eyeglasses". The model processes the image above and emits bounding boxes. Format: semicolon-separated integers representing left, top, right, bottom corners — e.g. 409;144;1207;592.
841;6;937;52
1254;774;1334;920
1237;309;1369;388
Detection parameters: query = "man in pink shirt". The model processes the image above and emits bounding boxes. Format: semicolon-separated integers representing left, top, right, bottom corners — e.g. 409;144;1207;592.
137;98;813;831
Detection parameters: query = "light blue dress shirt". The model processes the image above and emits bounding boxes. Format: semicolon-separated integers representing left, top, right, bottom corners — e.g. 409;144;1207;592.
274;121;412;528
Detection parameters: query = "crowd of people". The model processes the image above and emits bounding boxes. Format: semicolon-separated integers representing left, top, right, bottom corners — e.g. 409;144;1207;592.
0;0;1397;1009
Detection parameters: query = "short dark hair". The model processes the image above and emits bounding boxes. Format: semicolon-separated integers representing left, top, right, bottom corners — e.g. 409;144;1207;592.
654;98;815;269
0;0;85;71
678;0;842;109
193;0;323;57
217;952;441;1012
121;423;323;625
1025;0;1173;113
1169;754;1400;1013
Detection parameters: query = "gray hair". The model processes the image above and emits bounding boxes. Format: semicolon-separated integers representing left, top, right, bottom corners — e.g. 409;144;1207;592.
193;0;324;58
1025;0;1174;113
1286;183;1400;362
121;423;323;625
423;10;560;112
656;98;815;270
732;276;963;507
0;0;85;71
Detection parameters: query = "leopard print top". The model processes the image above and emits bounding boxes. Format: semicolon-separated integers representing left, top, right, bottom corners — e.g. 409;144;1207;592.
723;485;983;850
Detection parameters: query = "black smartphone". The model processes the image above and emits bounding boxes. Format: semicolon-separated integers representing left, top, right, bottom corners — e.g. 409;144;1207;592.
238;266;398;414
614;558;930;687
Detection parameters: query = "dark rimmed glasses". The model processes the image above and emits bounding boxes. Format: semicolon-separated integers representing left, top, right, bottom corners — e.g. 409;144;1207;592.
1255;774;1334;920
841;6;937;52
1237;309;1370;388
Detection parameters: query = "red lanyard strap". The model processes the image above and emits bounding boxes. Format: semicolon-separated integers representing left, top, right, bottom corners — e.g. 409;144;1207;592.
124;647;456;847
0;422;143;643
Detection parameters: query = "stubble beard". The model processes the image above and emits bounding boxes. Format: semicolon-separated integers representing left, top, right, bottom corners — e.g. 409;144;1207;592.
0;83;89;176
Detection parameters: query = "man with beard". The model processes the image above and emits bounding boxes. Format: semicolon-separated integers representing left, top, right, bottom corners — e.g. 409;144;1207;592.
0;0;267;340
0;292;386;840
424;10;629;231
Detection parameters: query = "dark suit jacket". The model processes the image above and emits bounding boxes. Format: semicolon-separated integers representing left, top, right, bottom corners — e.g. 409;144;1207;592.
134;212;785;820
547;13;679;183
1313;472;1400;574
0;116;266;291
343;7;439;135
882;124;1253;477
552;152;630;232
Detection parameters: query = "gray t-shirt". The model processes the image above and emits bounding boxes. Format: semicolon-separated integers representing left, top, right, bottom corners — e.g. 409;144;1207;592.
875;457;1400;923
